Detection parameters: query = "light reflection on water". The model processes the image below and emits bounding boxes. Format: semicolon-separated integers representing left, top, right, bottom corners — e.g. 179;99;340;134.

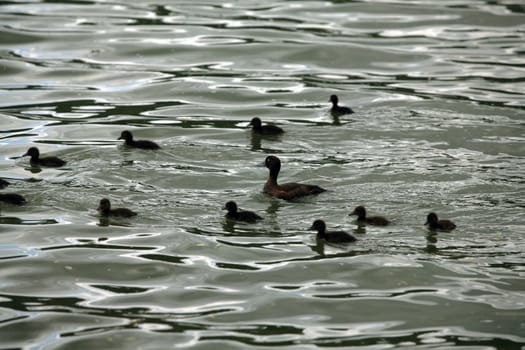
1;0;525;348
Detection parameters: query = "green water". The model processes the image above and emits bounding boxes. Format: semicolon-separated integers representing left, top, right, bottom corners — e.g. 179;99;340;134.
1;0;524;349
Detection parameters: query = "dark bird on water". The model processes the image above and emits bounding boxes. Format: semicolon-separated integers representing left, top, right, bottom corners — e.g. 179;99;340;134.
118;130;160;150
248;117;284;135
329;94;354;116
425;212;456;231
22;147;66;167
97;198;137;218
349;205;390;226
309;219;357;243
262;155;326;200
223;201;263;223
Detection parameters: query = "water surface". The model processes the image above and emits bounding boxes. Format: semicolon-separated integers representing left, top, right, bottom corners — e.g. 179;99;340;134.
1;0;524;349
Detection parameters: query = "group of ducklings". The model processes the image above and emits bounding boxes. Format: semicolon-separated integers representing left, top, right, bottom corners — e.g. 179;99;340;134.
0;130;154;217
1;95;456;240
225;153;456;244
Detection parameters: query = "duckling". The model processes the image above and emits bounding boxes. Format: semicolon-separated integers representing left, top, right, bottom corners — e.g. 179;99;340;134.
349;205;390;226
309;219;357;243
97;198;137;218
329;94;354;116
425;212;456;231
248;117;284;135
118;130;160;150
22;147;66;167
223;201;263;223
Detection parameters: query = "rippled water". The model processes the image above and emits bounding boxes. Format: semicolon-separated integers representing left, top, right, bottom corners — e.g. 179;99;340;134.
1;0;525;348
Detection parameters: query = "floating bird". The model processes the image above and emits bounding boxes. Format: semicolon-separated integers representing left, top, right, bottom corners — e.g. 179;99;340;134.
329;94;354;116
118;130;160;150
309;219;357;243
262;155;326;200
349;205;390;226
248;117;284;135
97;198;137;218
425;212;456;231
223;201;262;223
22;147;66;167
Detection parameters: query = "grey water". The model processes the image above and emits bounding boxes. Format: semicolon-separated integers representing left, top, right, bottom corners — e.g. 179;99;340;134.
1;0;525;349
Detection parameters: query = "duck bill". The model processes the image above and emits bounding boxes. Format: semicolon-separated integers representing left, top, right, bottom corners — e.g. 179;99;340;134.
349;211;357;216
424;221;429;226
308;225;316;230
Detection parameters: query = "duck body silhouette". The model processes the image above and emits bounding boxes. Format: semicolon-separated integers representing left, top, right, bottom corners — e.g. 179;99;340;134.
22;147;66;167
309;219;357;243
349;206;390;226
118;131;160;150
263;156;326;200
248;117;284;135
425;212;456;231
224;201;262;223
97;198;137;218
329;95;354;116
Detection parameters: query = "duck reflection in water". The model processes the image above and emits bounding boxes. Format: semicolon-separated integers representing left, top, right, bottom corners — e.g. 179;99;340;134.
249;130;283;152
425;232;439;254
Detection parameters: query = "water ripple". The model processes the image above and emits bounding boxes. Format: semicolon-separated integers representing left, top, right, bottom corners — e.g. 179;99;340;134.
1;0;525;348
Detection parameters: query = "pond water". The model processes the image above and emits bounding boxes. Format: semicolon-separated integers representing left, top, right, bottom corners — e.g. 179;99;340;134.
1;0;524;349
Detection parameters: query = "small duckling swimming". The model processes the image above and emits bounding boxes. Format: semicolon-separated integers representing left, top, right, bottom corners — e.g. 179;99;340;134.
248;117;284;135
349;205;390;226
309;219;357;243
118;130;160;150
329;94;354;116
263;155;326;200
0;193;27;205
425;212;456;231
223;201;263;223
22;147;66;167
97;198;137;218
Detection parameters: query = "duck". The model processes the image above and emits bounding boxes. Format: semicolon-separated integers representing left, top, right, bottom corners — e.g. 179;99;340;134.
118;130;160;150
0;179;9;189
0;193;27;205
248;117;284;135
262;155;326;200
97;198;137;218
329;95;354;116
349;205;390;226
425;212;456;231
223;201;263;223
22;147;66;167
309;219;357;243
